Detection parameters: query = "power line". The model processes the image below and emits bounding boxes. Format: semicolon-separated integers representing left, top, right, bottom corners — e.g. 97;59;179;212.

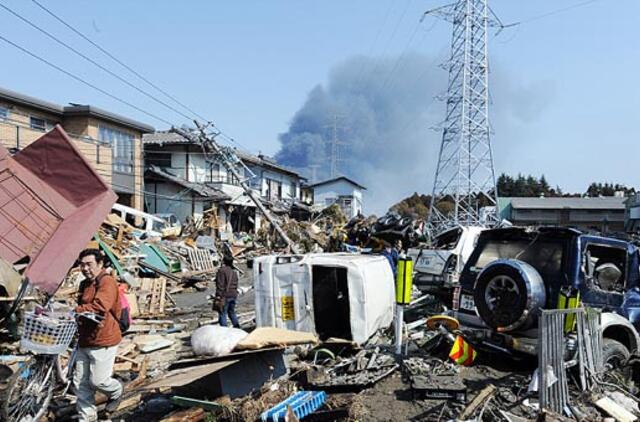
365;0;415;82
0;1;192;123
0;33;174;126
512;0;603;26
30;0;209;123
377;18;426;94
351;0;397;90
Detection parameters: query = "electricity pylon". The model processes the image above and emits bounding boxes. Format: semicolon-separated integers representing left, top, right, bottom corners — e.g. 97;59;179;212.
425;0;504;237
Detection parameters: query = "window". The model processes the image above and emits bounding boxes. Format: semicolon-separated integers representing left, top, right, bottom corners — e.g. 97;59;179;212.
99;126;135;173
266;178;282;200
583;243;627;291
146;152;172;168
226;166;242;185
289;183;296;199
469;235;566;283
30;116;55;131
0;106;8;120
207;163;221;183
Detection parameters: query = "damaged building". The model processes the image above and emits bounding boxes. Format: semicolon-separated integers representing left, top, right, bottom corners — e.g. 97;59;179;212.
143;131;308;233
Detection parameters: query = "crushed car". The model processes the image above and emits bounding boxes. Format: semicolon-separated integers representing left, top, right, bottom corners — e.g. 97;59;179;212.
408;225;484;295
452;226;640;369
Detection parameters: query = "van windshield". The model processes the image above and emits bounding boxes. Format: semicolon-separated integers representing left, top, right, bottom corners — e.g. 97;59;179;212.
469;237;566;281
151;219;168;232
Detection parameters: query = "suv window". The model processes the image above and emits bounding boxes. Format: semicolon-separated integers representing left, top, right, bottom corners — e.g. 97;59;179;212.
584;243;627;291
469;237;565;282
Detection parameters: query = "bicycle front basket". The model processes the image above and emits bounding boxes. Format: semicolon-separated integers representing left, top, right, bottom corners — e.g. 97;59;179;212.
20;311;77;354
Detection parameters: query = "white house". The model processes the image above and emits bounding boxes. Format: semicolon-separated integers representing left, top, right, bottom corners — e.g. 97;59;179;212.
142;131;306;233
309;176;366;219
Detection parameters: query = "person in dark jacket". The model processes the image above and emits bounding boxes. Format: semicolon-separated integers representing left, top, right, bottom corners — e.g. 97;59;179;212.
215;255;240;328
381;241;397;276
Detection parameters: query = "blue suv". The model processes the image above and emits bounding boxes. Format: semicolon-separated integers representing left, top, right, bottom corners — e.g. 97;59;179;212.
453;227;640;368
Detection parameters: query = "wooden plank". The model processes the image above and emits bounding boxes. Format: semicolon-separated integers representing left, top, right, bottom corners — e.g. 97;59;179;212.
115;393;142;412
118;342;136;356
459;384;497;420
125;293;139;317
159;407;205;422
114;362;133;372
594;396;637;422
138;338;173;353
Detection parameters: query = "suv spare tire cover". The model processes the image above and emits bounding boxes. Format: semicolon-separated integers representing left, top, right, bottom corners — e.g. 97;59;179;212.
473;259;546;332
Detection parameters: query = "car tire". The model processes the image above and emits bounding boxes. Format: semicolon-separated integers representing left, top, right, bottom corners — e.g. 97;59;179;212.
602;338;630;371
473;260;546;332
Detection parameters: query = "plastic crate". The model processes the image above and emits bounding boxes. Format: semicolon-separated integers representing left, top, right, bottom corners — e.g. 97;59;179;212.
261;390;326;422
20;311;77;355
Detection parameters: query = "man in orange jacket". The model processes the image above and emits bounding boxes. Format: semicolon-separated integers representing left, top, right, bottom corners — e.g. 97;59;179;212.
74;249;123;421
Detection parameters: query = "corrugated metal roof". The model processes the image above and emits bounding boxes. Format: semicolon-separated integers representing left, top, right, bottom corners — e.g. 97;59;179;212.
508;197;626;210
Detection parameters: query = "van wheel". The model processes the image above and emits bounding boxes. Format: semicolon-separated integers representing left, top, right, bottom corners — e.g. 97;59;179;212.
602;338;630;371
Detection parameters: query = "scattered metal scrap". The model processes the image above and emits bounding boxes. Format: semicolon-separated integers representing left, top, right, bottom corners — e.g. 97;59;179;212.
306;348;398;389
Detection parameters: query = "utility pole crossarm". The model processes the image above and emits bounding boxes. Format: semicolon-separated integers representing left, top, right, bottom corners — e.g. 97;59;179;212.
171;123;301;254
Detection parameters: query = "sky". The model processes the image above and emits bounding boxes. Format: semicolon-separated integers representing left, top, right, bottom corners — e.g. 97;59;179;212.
0;0;638;214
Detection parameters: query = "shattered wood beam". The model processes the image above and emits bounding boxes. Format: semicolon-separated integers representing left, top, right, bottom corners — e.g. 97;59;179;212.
159;407;206;422
458;384;496;420
172;123;301;254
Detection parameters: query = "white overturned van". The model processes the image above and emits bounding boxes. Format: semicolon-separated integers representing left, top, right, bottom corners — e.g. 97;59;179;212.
253;253;395;345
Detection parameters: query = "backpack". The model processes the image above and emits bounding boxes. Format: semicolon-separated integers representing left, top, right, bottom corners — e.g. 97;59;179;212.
116;285;131;333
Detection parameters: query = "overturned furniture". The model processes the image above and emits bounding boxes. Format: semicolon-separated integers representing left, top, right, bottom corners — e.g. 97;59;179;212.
253;253;395;345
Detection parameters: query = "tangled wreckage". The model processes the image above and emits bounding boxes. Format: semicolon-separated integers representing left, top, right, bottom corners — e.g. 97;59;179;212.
0;129;639;421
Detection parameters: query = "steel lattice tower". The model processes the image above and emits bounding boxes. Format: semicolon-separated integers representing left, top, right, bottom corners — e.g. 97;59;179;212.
426;0;502;236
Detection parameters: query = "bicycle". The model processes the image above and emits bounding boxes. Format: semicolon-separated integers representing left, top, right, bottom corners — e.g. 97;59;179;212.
0;301;103;422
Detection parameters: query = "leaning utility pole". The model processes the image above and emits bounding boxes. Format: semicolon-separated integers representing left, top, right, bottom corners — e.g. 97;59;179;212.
172;122;300;254
425;0;503;236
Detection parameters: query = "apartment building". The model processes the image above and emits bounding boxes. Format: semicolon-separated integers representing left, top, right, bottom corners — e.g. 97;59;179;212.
0;86;154;209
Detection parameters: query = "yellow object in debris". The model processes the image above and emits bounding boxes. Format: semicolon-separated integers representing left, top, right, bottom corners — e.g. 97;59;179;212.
557;287;581;333
449;335;477;366
426;315;460;331
395;257;413;305
281;296;295;321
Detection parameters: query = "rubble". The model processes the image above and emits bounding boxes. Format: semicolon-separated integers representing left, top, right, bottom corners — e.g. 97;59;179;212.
1;140;640;422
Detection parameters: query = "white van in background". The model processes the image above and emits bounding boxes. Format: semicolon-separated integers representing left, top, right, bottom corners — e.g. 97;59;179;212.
111;203;181;238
